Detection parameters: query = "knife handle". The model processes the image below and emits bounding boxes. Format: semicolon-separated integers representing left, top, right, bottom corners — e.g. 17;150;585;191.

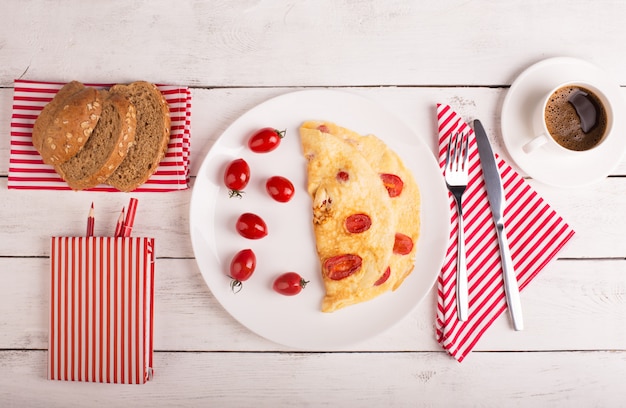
455;203;469;322
495;223;524;331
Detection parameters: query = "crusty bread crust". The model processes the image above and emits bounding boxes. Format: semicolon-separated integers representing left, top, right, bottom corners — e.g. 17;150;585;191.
32;82;102;165
32;81;84;154
56;91;137;190
107;81;171;192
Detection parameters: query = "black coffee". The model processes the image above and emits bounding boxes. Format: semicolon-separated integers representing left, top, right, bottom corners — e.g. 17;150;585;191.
544;85;608;151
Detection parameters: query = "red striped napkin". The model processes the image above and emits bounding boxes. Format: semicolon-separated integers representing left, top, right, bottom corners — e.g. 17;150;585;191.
435;104;575;361
9;79;191;192
49;236;155;384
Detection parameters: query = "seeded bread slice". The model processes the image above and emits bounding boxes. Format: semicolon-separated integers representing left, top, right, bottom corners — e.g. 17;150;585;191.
32;81;84;155
107;81;171;192
32;81;103;165
56;91;137;191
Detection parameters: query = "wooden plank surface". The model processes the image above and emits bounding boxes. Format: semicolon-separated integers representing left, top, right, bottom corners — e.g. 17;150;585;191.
1;1;625;87
2;0;626;406
2;256;625;352
1;350;625;407
1;87;626;259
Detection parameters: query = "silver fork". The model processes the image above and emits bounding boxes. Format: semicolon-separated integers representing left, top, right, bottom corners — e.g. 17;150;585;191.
444;132;469;322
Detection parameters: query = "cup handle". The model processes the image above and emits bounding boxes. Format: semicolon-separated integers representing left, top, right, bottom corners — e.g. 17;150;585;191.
522;134;549;153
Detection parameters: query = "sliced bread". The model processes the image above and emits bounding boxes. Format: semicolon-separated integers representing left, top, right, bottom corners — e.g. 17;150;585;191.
32;81;103;165
107;81;171;192
32;80;84;155
56;91;137;191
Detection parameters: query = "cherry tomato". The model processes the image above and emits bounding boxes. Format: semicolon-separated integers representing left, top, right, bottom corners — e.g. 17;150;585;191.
273;272;309;296
374;267;391;287
380;173;404;197
393;233;414;255
323;254;362;280
229;249;256;293
344;213;371;234
248;128;286;153
224;158;250;198
236;213;268;239
265;176;295;202
336;170;349;182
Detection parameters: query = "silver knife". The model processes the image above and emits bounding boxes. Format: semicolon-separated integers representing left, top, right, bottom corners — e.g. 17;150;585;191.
473;119;524;331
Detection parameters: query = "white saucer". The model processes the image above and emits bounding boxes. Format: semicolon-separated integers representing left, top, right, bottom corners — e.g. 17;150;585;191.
501;57;626;188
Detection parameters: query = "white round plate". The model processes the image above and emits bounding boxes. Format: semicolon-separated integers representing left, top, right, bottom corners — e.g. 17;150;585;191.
189;89;449;349
501;57;626;187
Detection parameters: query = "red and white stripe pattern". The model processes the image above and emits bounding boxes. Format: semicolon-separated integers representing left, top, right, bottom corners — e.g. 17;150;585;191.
49;237;155;384
435;104;575;362
9;79;191;191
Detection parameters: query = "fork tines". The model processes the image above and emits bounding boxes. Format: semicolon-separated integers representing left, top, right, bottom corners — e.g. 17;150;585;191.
445;132;469;173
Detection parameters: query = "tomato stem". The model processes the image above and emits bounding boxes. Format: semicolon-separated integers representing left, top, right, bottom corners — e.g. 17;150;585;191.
276;129;287;139
229;277;243;293
300;278;309;289
229;189;244;198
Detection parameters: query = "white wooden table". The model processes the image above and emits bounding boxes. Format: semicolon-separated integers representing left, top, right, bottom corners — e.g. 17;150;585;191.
2;1;626;406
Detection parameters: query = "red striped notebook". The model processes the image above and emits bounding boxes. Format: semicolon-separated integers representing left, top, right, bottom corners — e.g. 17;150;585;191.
9;79;191;192
435;104;575;362
49;237;155;384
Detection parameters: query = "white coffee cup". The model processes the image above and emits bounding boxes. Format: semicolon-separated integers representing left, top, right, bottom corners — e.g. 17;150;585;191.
523;81;613;154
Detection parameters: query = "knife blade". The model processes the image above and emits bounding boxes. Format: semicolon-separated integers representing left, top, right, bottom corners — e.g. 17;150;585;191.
473;119;524;331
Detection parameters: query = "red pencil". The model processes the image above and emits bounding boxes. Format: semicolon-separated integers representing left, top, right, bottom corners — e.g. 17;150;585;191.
86;202;95;237
114;207;125;237
122;198;138;237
